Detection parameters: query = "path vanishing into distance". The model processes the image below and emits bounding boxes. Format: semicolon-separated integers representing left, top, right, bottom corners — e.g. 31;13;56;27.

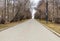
0;19;60;41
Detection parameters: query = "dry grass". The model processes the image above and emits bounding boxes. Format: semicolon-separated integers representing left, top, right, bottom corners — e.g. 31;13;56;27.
37;19;60;34
0;19;28;31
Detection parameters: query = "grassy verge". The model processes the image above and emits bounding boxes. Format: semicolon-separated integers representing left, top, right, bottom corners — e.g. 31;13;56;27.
37;19;60;34
0;19;29;31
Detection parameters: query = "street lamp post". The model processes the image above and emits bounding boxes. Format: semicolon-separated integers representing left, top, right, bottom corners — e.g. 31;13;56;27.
5;0;8;23
52;0;54;22
57;0;59;19
46;0;48;23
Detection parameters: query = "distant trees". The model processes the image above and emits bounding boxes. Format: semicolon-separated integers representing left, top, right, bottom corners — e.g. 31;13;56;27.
48;0;60;23
12;0;31;22
34;0;46;19
35;0;60;23
0;0;32;24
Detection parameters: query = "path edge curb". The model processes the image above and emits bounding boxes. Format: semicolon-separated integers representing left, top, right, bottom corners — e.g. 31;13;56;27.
40;22;60;37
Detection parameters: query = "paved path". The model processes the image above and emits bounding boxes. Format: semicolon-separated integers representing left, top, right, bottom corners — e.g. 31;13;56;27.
0;19;60;41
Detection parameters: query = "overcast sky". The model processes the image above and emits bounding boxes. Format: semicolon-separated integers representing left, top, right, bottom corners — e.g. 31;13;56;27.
30;0;41;19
